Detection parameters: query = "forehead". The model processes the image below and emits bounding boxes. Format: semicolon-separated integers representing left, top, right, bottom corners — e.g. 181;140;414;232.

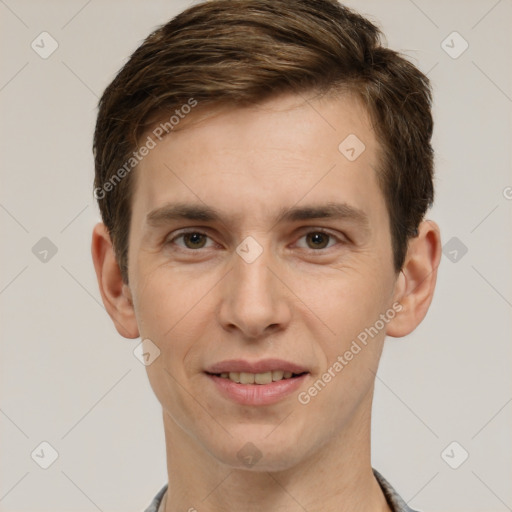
131;92;384;230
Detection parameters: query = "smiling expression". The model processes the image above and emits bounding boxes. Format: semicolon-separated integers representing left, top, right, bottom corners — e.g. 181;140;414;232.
122;91;403;470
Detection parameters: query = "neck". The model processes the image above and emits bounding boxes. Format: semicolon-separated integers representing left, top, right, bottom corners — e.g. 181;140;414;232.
161;392;391;512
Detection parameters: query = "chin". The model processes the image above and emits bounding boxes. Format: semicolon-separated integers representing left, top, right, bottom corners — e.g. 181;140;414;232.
207;431;309;473
222;449;304;473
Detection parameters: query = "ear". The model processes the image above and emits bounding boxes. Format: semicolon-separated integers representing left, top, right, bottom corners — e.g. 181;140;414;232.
91;222;139;339
386;220;441;338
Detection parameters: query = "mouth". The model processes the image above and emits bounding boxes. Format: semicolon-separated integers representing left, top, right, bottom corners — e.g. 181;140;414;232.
205;370;308;385
204;359;310;405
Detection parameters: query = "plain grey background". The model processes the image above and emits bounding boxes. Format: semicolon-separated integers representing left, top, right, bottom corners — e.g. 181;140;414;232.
1;1;511;511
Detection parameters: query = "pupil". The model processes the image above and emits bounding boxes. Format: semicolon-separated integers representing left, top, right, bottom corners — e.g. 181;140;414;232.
185;233;205;248
308;232;328;249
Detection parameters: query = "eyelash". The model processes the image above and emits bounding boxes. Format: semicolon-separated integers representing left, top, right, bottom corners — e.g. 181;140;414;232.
165;228;347;253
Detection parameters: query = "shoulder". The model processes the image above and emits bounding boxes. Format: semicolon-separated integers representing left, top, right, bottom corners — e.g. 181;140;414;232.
143;484;168;512
145;474;420;512
373;468;421;512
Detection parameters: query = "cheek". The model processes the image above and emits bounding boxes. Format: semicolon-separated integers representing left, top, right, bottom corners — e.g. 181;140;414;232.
134;268;215;421
133;261;190;334
132;264;218;366
299;275;389;424
299;261;391;345
308;262;395;405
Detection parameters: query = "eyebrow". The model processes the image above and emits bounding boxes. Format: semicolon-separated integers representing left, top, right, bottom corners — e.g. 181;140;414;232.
146;201;370;232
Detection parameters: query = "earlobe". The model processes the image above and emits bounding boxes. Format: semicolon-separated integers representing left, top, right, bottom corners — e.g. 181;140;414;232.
386;220;442;338
91;222;140;339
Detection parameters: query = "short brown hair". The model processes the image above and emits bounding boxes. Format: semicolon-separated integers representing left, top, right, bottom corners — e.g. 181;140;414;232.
93;0;434;284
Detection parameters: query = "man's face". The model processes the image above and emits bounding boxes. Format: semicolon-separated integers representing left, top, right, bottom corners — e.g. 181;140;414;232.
126;92;401;470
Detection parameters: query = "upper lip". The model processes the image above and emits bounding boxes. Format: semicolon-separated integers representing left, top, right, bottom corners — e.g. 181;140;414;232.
205;358;309;374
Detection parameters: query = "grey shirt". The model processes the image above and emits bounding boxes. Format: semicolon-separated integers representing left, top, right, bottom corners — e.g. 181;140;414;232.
143;468;419;512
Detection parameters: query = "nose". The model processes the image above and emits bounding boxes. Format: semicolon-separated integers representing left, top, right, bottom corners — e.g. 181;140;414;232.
217;243;292;340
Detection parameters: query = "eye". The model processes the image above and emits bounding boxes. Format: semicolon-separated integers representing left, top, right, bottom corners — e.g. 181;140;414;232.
166;228;345;253
295;230;342;251
167;230;214;250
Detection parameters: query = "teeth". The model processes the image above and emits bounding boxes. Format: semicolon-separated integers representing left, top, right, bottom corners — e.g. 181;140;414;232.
217;370;300;384
272;370;284;381
239;372;255;384
255;371;272;384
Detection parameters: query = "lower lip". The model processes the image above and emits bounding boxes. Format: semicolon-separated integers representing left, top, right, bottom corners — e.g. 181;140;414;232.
206;373;308;406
